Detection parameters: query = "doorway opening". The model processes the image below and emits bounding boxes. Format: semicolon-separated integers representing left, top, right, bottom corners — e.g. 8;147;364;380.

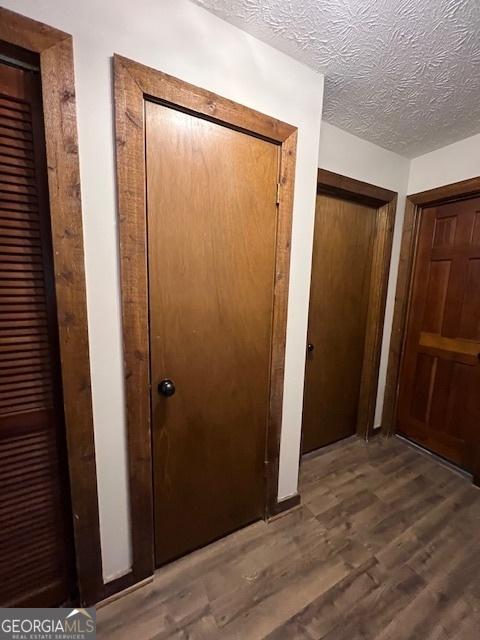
0;45;77;607
114;55;298;582
302;170;397;455
383;177;480;485
0;7;103;606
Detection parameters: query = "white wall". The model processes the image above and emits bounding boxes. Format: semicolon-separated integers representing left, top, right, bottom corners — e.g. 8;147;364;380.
318;122;411;429
3;0;324;581
408;133;480;194
319;121;410;194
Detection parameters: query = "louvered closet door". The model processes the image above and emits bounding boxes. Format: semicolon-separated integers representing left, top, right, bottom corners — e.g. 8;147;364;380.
0;59;75;606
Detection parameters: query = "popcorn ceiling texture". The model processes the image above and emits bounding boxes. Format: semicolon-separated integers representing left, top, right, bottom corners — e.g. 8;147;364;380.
194;0;480;157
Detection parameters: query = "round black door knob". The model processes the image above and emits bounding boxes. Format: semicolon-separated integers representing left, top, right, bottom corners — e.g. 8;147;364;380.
158;379;175;397
307;343;314;353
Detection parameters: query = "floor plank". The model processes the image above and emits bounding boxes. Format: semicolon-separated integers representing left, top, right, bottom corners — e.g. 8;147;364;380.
97;436;480;639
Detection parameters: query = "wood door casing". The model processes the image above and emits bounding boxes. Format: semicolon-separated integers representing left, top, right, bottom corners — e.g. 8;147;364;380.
397;197;480;472
0;60;75;605
114;55;297;581
146;101;279;566
302;193;377;453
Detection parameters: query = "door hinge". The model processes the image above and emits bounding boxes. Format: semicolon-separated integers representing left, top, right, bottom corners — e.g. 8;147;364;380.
264;459;270;479
276;182;281;206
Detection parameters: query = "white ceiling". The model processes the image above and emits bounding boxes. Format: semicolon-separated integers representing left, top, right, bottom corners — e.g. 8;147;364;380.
193;0;480;158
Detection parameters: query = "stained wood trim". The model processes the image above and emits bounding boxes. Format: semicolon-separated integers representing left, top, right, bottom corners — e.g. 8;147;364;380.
113;56;153;583
269;493;301;519
357;196;397;438
114;54;298;583
315;169;397;440
117;55;296;144
409;176;480;206
0;7;68;51
381;199;420;437
102;571;136;600
97;575;153;610
419;332;480;360
0;7;103;605
266;129;297;516
317;168;396;207
382;176;480;439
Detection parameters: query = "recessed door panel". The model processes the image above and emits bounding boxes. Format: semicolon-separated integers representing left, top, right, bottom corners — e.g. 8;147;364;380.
421;261;450;334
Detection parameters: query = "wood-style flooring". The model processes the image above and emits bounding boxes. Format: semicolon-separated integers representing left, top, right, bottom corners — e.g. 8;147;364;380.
96;436;480;639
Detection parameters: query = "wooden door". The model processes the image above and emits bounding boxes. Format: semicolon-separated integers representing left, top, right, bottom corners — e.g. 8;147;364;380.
302;193;376;453
397;197;480;474
0;58;75;605
145;101;279;565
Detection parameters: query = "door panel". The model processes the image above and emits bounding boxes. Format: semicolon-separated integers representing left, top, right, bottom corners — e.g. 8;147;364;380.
0;61;75;605
460;259;480;338
146;101;279;566
397;197;480;473
302;193;376;453
422;260;450;333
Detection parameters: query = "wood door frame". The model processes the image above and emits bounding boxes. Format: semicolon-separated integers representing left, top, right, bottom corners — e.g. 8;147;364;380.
114;54;298;583
308;169;397;441
382;177;480;461
0;8;103;604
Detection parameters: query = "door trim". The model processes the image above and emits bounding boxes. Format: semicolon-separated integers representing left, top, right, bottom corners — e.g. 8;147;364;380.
382;176;480;469
309;169;397;441
0;8;103;604
113;55;298;583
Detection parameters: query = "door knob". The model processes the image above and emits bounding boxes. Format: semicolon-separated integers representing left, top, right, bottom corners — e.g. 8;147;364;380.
307;343;314;353
158;379;175;397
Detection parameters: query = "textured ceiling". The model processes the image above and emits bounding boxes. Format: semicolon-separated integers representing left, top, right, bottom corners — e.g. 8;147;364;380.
193;0;480;157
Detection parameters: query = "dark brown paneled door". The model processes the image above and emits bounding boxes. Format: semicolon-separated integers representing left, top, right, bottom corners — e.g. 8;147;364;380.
145;101;279;566
0;59;75;605
302;193;376;453
397;197;480;473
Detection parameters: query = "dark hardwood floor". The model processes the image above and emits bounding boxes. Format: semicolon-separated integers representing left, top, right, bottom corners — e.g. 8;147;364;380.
97;436;480;639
